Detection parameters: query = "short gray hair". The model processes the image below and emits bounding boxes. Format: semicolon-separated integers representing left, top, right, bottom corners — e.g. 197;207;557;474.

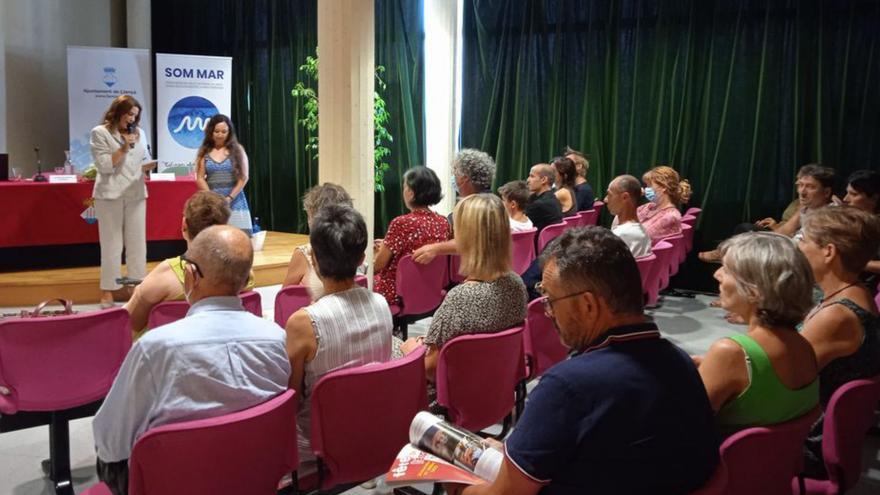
612;175;642;203
718;232;814;328
452;149;496;192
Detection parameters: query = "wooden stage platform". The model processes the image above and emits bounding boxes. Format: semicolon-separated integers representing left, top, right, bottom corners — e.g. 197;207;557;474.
0;232;308;307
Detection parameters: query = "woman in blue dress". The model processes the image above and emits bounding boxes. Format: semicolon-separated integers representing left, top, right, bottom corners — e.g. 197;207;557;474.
195;114;253;235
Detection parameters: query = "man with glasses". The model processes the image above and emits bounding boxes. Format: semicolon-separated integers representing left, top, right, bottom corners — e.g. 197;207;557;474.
92;225;290;495
448;227;718;495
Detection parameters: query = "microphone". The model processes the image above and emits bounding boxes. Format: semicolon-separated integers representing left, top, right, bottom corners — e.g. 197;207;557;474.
33;145;47;182
127;123;136;149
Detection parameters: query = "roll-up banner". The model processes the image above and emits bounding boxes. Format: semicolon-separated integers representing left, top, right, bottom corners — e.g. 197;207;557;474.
155;53;232;174
67;46;152;171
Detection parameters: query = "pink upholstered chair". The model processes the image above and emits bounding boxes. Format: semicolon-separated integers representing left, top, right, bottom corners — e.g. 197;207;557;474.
537;221;568;252
681;213;697;227
0;308;131;495
511;228;537;275
435;326;527;438
305;347;427;490
593;200;605;221
793;377;880;495
390;254;449;339
684;207;702;220
660;233;686;276
635;253;658;306
720;407;820;495
563;216;580;229
679;224;693;262
274;276;368;327
523;299;568;380
81;390;298;495
648;240;675;303
576;209;598;227
147;291;263;330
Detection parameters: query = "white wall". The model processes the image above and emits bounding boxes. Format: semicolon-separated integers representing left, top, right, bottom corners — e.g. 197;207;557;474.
3;0;125;174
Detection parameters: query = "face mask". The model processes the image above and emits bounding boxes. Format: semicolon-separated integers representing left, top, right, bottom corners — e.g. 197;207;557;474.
644;187;657;203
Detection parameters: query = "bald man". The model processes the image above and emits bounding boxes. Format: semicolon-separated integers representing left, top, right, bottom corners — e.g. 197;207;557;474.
525;163;563;235
92;225;290;495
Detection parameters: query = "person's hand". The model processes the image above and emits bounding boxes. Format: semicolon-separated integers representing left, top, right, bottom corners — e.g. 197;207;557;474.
373;238;383;253
412;244;438;264
123;132;138;149
481;437;504;451
225;195;233;205
755;217;777;229
399;336;424;355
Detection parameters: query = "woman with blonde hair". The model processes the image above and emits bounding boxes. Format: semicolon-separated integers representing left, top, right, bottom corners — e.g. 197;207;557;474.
638;165;692;241
90;95;156;308
400;193;527;397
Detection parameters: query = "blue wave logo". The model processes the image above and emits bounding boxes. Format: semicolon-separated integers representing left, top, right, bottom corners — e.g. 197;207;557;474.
167;96;219;148
103;67;117;88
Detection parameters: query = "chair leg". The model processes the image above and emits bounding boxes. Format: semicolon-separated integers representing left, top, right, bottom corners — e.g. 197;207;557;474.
48;414;74;495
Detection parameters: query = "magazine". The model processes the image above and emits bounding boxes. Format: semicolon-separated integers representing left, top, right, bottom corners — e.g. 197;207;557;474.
386;412;504;486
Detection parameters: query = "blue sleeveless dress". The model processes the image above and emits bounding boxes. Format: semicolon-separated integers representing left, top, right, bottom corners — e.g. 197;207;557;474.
205;155;253;235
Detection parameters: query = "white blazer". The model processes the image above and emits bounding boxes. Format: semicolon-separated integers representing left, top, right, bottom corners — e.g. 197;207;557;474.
90;125;150;200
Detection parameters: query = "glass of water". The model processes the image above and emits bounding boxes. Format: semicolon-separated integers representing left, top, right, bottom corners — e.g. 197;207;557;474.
10;167;22;181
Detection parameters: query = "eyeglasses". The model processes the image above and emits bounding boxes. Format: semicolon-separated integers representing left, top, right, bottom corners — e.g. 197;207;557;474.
180;253;203;279
535;282;590;317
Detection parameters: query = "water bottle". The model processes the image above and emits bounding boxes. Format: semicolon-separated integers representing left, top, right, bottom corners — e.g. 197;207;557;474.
252;217;261;234
63;150;74;175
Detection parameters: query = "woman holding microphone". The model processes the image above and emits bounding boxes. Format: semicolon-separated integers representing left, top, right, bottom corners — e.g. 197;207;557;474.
90;95;154;308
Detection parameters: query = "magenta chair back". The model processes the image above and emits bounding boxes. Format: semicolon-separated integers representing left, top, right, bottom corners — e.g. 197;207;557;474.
523;300;568;380
648;241;674;300
449;255;466;284
435;326;526;435
795;376;880;494
511;228;537;275
576;209;598;227
148;291;263;330
393;254;448;317
0;308;131;495
681;214;697;227
83;390;298;495
635;254;658;306
679;224;693;261
720;407;820;495
309;347;427;489
593;200;605;219
538;221;568;252
660;233;686;276
685;207;702;220
274;276;367;327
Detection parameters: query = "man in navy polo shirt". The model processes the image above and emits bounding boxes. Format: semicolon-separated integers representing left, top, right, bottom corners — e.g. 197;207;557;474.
452;227;718;495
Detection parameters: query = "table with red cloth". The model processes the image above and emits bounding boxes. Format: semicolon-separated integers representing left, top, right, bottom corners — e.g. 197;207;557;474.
0;178;198;248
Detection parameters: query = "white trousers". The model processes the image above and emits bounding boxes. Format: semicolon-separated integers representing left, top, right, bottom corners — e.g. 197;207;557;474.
95;191;147;291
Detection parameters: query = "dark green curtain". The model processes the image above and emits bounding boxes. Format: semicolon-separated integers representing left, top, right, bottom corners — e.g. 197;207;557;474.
152;0;424;236
375;0;426;234
462;0;880;246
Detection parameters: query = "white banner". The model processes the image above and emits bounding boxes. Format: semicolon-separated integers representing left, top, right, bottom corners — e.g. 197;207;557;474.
156;53;232;174
67;46;152;171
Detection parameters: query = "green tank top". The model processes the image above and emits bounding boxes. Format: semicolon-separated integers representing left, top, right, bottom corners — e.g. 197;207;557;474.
716;334;818;429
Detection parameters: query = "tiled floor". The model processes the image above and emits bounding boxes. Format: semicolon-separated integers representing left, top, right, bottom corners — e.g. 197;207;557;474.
1;290;878;494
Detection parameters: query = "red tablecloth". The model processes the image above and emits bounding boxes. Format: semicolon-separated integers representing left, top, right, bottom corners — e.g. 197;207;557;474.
0;178;198;247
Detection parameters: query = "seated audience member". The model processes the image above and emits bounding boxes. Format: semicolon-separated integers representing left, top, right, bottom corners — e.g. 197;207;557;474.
699;164;836;263
282;182;353;299
284;205;394;467
498;180;534;232
639;165;692;241
123;191;231;335
797;206;880;477
93;225;290;495
565;146;595;211
843;170;880;284
605;174;652;258
524;163;563;235
412;149;496;263
552;156;578;217
374;166;451;303
696;232;818;431
400;194;527;401
448;227;718;495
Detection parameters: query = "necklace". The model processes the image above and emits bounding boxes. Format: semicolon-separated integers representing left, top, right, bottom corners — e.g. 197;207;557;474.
820;282;859;304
